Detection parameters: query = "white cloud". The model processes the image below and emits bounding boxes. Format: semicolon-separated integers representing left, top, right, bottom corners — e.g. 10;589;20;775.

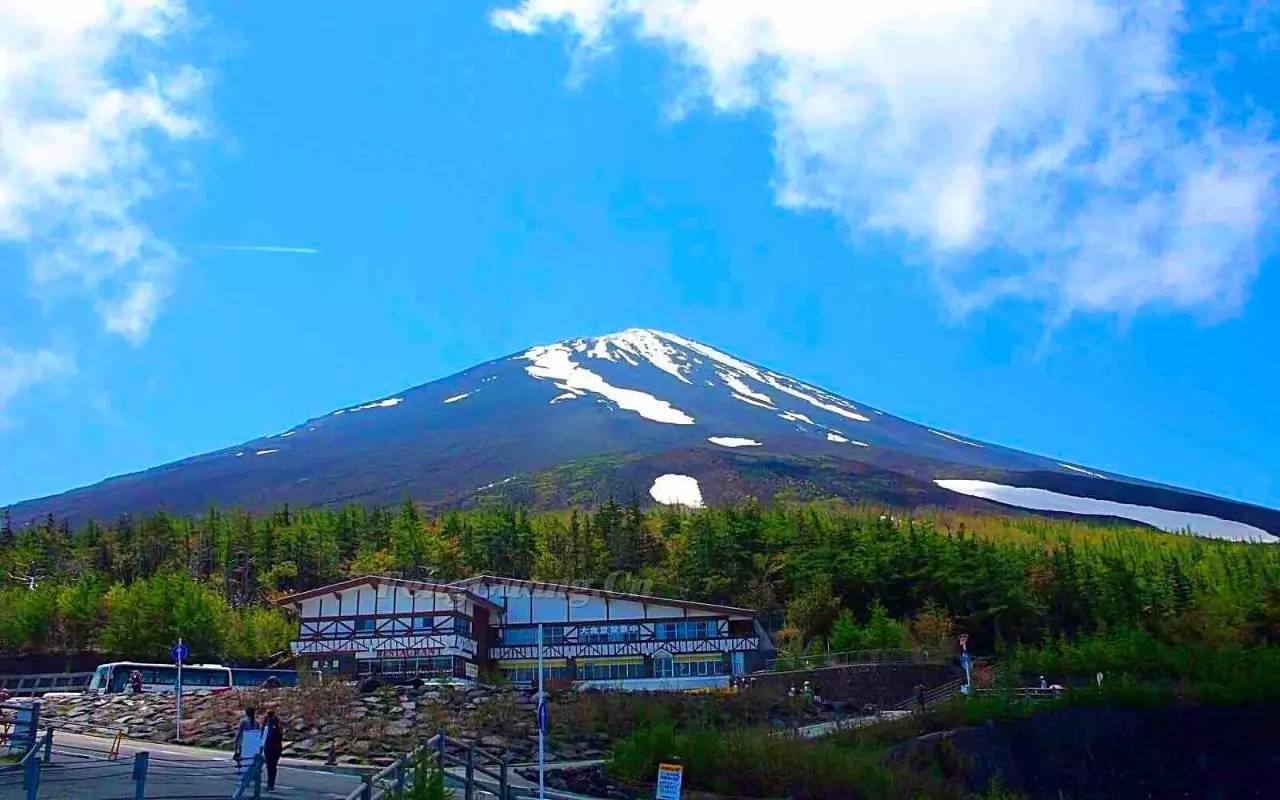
493;1;1279;319
0;347;75;423
0;0;202;409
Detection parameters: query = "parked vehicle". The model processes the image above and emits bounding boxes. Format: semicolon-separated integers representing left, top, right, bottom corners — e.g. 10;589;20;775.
87;662;298;694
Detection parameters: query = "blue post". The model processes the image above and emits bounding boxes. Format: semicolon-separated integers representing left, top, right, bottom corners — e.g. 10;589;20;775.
41;728;52;763
253;753;263;800
133;751;149;800
23;754;40;800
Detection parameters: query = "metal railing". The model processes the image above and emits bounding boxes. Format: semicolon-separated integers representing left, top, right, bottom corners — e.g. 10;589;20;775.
342;732;610;800
765;648;944;672
894;677;966;712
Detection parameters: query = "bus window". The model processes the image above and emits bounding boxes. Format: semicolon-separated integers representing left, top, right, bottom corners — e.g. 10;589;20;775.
89;666;109;692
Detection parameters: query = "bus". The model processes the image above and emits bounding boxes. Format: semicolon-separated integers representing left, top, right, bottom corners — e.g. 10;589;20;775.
86;663;300;694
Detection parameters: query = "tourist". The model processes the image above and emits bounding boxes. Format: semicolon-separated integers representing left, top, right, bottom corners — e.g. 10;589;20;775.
1038;675;1047;690
129;670;144;695
262;710;284;790
234;706;259;770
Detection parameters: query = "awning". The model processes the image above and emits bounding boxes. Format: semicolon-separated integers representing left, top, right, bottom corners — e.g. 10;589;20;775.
673;653;723;663
578;657;644;667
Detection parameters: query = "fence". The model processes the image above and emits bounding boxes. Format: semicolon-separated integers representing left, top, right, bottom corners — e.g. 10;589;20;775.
339;732;608;800
765;648;943;673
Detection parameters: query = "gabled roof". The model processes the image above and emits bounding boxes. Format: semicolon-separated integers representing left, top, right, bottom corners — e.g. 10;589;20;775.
274;575;502;611
450;574;757;618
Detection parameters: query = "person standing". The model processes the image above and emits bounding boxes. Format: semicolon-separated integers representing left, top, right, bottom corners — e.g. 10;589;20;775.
130;670;144;695
234;707;258;770
262;710;284;790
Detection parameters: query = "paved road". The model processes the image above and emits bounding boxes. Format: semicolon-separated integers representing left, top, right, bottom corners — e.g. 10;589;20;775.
0;732;364;799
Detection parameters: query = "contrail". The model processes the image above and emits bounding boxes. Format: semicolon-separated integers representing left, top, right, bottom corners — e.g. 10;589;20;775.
203;244;321;255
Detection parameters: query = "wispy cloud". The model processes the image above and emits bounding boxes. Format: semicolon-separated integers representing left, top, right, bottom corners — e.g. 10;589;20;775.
0;0;205;410
203;244;321;255
493;1;1280;322
0;348;75;425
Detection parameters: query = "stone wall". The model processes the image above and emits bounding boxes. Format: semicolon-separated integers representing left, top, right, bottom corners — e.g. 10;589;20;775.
746;662;961;706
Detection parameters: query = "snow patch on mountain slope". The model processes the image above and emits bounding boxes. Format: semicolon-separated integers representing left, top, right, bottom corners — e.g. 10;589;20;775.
780;411;815;424
444;392;472;404
935;480;1275;543
1060;463;1107;479
720;372;773;405
655;331;870;422
731;393;774;410
649;474;704;507
929;429;982;447
827;432;870;446
352;397;404;412
550;391;578;404
708;436;761;448
255;449;279;456
523;344;696;425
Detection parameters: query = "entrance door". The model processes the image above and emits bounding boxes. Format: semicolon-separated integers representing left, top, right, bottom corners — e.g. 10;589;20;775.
731;651;746;675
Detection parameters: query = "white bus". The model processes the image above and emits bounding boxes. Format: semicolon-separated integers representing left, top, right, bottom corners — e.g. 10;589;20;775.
88;662;233;694
86;662;299;694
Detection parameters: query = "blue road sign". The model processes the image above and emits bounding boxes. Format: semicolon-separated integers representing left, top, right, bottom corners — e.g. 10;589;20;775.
172;642;189;663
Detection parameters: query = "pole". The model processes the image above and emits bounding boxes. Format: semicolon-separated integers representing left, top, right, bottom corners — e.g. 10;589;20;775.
23;754;40;800
176;636;183;741
132;752;149;800
537;622;545;800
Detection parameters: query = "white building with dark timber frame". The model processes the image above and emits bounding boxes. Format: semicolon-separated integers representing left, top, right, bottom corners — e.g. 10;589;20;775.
279;575;772;690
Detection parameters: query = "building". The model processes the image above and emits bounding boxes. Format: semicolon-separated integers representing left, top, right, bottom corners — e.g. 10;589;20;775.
278;574;772;690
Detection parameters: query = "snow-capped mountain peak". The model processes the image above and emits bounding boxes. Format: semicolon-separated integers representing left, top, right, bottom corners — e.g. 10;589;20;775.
9;329;1278;542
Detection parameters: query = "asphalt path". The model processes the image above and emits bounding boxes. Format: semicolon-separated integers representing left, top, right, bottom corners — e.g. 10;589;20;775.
0;731;363;799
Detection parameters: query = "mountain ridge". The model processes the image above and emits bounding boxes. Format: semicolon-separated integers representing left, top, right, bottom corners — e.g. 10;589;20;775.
8;328;1278;542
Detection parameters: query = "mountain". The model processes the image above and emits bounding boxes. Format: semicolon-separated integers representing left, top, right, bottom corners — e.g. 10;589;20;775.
8;329;1278;541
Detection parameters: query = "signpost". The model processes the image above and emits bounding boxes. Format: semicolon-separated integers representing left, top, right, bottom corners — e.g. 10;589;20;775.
655;763;684;800
171;640;188;741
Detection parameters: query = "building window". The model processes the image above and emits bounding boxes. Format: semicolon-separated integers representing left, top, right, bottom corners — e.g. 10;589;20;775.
501;625;564;646
577;659;646;681
654;619;718;641
653;657;674;678
356;618;375;633
499;665;574;684
453;616;472;637
673;658;725;678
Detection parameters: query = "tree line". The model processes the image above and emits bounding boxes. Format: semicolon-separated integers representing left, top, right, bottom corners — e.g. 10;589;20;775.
2;498;1278;665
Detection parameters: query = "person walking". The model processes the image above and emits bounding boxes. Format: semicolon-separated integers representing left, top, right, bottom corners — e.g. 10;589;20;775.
262;710;284;791
234;707;259;771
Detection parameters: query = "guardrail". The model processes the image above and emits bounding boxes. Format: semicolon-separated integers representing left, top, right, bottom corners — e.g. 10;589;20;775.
765;648;944;672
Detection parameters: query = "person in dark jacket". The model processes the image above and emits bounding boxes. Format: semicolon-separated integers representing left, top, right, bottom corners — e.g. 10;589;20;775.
262;710;284;790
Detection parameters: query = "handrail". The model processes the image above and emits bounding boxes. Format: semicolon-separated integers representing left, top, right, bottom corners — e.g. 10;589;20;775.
894;677;965;711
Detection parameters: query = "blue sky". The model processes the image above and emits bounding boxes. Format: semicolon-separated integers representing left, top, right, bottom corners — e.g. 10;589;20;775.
1;1;1278;510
